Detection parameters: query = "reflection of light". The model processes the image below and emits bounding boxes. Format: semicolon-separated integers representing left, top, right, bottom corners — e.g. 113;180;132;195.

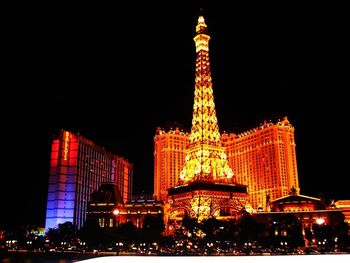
113;209;120;215
316;218;325;225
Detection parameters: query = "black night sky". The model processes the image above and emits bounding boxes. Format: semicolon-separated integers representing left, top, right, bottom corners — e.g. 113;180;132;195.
2;2;349;227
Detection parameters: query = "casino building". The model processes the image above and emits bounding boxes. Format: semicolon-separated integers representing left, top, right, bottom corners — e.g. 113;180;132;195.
222;117;299;210
154;15;299;216
155;121;299;212
45;130;133;231
154;127;189;202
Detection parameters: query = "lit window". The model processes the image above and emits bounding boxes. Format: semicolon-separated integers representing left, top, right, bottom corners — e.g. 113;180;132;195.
99;218;105;228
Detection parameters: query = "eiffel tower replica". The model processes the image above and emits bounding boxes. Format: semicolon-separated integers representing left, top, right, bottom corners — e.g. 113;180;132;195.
167;15;248;223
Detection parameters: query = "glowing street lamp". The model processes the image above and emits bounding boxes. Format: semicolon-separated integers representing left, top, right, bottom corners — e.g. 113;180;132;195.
316;218;325;225
112;208;121;227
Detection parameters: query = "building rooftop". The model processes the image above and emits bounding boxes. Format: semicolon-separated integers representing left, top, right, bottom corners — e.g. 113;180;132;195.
90;182;124;205
271;194;321;204
168;181;247;196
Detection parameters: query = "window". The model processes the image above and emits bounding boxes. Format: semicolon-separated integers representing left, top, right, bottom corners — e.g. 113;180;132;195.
99;218;105;228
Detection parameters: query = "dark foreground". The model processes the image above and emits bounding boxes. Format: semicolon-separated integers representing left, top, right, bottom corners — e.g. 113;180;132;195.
0;251;103;263
1;249;349;263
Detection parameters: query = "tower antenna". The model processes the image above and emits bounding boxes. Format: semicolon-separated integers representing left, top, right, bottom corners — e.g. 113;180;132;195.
199;8;204;18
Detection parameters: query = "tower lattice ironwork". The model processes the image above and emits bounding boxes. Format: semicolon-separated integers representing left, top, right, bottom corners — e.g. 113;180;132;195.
166;15;248;224
179;16;235;185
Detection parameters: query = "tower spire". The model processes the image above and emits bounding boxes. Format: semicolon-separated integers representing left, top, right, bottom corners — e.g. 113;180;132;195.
179;15;235;184
199;8;204;21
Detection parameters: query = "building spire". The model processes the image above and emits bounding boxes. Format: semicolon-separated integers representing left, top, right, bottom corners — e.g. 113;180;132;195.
179;15;235;184
191;15;218;145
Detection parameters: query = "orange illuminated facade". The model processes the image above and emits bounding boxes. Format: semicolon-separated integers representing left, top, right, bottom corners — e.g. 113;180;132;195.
155;118;299;212
335;200;350;225
154;127;189;202
222;117;299;210
45;130;133;230
154;16;300;219
269;193;323;212
167;16;248;223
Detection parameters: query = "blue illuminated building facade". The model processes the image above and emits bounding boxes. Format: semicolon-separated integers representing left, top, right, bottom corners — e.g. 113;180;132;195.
45;130;133;231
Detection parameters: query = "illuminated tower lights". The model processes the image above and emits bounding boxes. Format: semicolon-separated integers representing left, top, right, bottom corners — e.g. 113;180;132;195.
178;16;235;185
167;16;248;223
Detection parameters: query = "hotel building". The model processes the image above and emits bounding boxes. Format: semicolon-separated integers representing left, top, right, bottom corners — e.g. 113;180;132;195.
155;119;299;210
153;127;189;202
45;130;133;230
153;14;300;212
222;117;299;210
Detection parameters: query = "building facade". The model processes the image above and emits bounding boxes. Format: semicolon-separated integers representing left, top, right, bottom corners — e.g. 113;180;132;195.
45;130;133;231
154;112;299;212
334;200;350;225
154;127;189;202
222;117;299;210
87;183;163;229
254;192;346;248
268;191;324;212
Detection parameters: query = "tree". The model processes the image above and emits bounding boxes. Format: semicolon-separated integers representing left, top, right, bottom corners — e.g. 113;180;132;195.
266;214;304;248
182;213;198;233
57;222;77;243
46;227;61;247
46;222;78;249
237;213;265;244
201;217;221;241
141;216;165;243
118;221;139;245
78;219;102;249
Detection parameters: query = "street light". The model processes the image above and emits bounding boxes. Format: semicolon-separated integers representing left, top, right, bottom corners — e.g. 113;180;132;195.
113;209;120;227
316;218;325;225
